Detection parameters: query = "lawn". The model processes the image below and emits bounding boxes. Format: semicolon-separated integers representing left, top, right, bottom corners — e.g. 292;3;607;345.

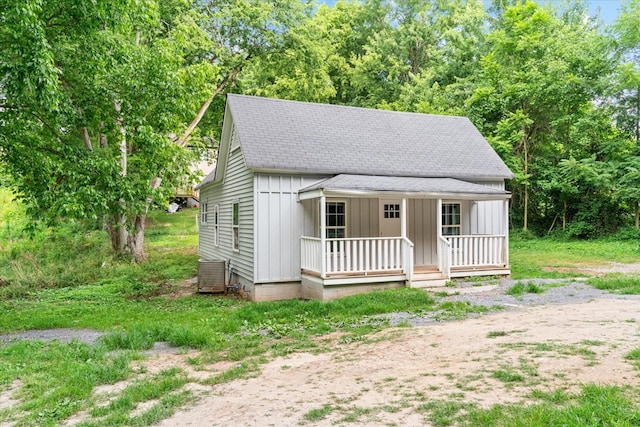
1;191;640;426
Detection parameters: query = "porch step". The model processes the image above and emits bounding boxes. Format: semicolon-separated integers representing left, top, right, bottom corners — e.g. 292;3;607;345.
410;271;449;289
412;272;448;282
410;278;449;288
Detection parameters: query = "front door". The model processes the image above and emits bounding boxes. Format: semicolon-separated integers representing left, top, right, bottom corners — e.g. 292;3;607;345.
379;200;402;237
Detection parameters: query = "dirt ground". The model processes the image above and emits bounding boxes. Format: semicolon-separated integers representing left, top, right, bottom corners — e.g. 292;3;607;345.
152;296;640;427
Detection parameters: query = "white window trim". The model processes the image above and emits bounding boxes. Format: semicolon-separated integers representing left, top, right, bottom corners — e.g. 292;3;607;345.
200;201;208;225
324;199;348;239
232;200;240;252
442;202;461;236
213;204;219;246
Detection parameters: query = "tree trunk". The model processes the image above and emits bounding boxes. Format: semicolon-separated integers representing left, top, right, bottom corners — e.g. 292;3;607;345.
563;200;567;232
131;214;147;262
106;214;127;255
523;128;529;231
174;68;241;147
636;201;639;230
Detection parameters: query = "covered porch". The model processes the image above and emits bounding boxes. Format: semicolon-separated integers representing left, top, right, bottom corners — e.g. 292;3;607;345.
298;175;511;291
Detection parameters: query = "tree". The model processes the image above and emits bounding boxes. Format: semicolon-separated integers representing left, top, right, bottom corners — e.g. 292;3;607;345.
468;1;614;232
612;0;640;145
0;0;305;261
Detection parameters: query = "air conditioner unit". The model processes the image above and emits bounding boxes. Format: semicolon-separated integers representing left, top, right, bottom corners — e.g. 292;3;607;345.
198;259;226;293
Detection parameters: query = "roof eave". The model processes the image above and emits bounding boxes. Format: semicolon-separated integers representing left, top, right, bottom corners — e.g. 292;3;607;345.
298;188;511;201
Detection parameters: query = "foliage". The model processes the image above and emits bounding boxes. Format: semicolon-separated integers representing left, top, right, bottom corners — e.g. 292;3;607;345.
0;0;306;261
0;205;198;300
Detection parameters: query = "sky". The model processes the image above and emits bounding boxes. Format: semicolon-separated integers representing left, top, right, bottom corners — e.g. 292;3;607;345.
317;0;625;25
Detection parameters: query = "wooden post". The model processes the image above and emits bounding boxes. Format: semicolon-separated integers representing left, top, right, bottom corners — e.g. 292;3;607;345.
504;199;510;267
320;195;326;278
401;198;407;239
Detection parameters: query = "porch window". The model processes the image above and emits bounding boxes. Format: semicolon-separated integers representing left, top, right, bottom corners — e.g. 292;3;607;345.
442;203;461;236
232;201;239;251
200;202;208;224
383;203;400;219
213;204;219;246
326;201;346;238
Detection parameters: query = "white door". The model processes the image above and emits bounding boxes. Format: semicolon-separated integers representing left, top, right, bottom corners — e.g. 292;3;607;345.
379;199;402;237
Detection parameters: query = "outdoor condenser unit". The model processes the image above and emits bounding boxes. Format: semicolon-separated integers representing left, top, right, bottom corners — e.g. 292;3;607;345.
197;259;226;293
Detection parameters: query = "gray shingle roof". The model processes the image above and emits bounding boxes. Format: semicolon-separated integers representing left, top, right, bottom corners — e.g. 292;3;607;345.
226;94;514;180
299;175;510;198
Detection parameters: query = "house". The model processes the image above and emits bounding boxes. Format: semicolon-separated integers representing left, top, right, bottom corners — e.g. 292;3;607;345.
196;94;514;301
173;147;216;209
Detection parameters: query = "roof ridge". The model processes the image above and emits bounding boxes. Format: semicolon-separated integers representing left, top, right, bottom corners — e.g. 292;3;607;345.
227;93;469;120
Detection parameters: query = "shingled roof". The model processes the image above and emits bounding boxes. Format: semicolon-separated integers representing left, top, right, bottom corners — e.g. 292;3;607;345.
203;94;513;186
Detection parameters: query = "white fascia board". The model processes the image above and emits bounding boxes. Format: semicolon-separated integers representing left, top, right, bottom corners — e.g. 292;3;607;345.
211;104;234;186
299;188;511;201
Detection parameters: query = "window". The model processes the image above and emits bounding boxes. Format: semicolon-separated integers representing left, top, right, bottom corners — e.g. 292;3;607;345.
325;201;346;238
383;203;400;219
442;203;461;236
200;202;208;224
213;204;219;246
232;201;239;251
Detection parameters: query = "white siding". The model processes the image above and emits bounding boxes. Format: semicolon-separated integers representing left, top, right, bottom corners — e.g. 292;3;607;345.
254;174;326;282
467;181;507;235
348;198;379;238
199;127;255;283
408;199;437;266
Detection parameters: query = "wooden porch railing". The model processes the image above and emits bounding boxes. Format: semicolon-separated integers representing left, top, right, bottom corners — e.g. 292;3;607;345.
445;235;507;268
301;236;414;278
438;236;451;278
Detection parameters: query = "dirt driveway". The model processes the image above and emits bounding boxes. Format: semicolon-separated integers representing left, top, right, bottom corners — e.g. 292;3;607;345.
154;284;640;426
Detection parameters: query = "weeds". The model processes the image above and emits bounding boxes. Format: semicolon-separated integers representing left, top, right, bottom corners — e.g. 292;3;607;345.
625;348;640;370
506;281;544;296
588;274;640;294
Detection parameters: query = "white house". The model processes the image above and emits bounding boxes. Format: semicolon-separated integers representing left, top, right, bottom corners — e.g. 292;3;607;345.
196;94;514;301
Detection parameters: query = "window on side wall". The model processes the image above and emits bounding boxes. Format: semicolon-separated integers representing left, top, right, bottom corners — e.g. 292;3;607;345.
200;202;208;225
213;204;219;246
442;203;461;236
325;201;346;239
232;201;239;251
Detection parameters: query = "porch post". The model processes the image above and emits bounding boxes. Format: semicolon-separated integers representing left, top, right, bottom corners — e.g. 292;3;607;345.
504;199;509;267
320;195;326;278
437;198;442;273
400;198;407;239
436;199;442;240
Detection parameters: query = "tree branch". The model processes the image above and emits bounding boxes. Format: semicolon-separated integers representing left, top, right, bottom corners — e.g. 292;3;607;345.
174;68;241;147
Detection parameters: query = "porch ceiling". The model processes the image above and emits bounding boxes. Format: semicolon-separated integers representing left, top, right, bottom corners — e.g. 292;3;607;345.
298;174;511;201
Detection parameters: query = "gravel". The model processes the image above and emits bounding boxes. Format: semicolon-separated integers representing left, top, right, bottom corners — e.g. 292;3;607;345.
0;328;104;345
386;278;640;327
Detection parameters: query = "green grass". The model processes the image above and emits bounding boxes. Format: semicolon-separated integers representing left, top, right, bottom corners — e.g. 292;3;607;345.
506;281;544;296
510;237;640;279
466;385;640;426
625;348;640;370
303;404;335;421
0;340;136;426
588;274;640;294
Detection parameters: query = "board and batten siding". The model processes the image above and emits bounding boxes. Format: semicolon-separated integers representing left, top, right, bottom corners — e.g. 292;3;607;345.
466;181;507;235
408;199;437;266
198;128;254;284
254;174;326;282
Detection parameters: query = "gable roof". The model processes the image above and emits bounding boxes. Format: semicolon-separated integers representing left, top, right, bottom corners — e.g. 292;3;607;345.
224;94;513;180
